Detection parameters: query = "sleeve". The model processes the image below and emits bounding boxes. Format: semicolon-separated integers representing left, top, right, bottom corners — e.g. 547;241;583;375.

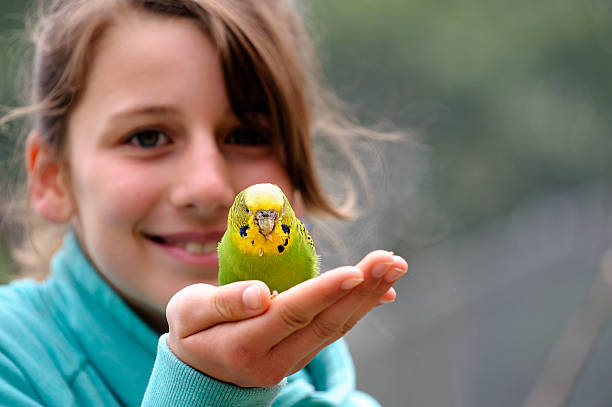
0;350;45;407
272;339;381;407
142;333;286;407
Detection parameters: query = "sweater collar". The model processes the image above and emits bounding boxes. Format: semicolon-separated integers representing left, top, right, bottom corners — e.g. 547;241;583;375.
50;231;159;406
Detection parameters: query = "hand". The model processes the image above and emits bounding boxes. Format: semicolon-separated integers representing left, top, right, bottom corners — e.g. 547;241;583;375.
165;250;407;387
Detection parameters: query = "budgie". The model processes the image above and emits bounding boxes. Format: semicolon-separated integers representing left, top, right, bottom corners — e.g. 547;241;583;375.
217;183;319;293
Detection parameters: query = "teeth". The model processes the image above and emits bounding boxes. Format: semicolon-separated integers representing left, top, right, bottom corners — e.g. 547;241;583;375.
185;242;205;253
184;241;217;254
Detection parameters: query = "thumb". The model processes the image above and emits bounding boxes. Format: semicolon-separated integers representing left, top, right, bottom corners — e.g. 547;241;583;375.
166;281;271;338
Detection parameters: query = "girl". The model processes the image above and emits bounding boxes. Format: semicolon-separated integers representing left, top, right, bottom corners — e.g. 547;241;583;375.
0;0;408;406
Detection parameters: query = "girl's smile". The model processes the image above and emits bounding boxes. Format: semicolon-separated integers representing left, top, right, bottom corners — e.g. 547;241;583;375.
143;230;224;266
60;11;294;324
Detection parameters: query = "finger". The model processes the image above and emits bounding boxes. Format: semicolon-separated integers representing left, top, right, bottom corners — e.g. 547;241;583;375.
295;286;399;370
166;281;271;338
337;254;407;326
313;252;404;329
235;265;364;347
275;254;408;364
291;288;400;373
379;287;397;304
349;250;398;299
354;250;395;279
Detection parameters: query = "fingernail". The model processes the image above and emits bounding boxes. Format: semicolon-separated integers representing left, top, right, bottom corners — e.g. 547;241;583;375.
372;262;393;278
379;296;396;304
385;267;406;283
341;277;364;290
242;285;263;309
380;287;397;304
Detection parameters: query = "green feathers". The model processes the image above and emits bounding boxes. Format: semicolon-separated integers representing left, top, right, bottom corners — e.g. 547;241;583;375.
217;183;319;293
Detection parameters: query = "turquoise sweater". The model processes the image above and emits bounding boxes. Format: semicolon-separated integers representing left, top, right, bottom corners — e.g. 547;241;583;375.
0;233;380;406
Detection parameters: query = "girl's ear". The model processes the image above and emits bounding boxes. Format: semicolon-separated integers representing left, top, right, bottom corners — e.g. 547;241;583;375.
26;130;75;223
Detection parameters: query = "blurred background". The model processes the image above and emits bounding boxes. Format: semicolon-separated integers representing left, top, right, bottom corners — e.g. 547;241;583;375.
1;1;612;406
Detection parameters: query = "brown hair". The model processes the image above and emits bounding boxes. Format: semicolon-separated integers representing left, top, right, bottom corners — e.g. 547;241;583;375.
1;0;392;275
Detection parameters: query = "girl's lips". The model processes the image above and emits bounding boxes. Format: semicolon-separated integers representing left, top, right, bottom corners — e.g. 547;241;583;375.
165;239;218;254
144;231;223;266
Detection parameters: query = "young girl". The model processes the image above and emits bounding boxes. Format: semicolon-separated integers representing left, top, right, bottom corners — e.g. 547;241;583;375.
0;0;408;406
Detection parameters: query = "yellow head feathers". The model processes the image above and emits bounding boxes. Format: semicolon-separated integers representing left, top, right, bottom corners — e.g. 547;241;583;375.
244;183;284;214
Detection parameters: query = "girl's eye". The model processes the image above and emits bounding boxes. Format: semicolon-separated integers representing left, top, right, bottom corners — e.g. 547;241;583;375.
224;128;270;146
127;129;170;148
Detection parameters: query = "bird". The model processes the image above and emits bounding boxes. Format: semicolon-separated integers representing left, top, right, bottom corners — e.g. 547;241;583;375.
217;183;319;293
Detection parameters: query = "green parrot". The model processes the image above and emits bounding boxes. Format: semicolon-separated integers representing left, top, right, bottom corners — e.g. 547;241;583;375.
217;183;319;293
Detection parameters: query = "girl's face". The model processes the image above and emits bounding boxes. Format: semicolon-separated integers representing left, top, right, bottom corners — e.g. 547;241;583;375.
63;13;294;326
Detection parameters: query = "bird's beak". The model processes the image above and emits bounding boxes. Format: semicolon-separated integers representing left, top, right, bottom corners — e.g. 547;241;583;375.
255;210;279;238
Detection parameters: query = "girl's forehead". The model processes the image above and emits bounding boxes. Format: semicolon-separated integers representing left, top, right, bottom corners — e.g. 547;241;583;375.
98;10;208;50
67;11;230;132
88;13;217;87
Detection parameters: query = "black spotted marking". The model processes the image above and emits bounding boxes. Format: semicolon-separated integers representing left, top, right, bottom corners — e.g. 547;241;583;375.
277;245;285;253
245;205;249;213
251;240;255;245
283;238;288;246
239;225;249;237
281;224;290;234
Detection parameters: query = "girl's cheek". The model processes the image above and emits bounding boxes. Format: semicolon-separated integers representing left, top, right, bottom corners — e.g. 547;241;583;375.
109;180;160;220
77;160;164;222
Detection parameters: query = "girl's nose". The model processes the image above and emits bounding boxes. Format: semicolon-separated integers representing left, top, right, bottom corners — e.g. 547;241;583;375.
169;138;235;215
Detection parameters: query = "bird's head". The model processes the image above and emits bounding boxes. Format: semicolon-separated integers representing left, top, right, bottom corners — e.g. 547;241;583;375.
244;183;285;238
